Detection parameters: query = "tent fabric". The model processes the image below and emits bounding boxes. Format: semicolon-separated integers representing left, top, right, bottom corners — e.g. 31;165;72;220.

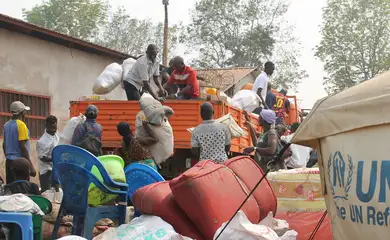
291;71;390;147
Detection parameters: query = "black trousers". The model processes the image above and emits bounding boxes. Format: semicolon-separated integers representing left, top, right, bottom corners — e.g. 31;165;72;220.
124;81;142;101
40;171;52;192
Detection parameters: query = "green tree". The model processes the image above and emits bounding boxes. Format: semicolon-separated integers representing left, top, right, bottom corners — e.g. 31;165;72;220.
316;0;390;94
185;0;307;90
23;0;108;41
91;6;183;58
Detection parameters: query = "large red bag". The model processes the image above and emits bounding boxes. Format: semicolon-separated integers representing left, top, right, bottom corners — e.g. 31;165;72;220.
170;160;260;240
224;156;277;220
275;211;332;240
132;181;204;240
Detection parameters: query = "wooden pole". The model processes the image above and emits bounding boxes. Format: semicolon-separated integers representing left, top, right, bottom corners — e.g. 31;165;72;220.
162;0;169;66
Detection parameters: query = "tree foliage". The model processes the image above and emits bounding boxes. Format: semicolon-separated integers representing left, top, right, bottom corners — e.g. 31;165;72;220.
316;0;390;94
23;2;182;58
97;7;183;58
185;0;307;90
23;0;108;41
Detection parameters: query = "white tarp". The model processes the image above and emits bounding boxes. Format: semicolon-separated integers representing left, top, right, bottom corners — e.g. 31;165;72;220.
291;71;390;240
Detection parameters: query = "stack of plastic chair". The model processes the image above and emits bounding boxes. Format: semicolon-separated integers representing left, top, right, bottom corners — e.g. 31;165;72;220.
51;145;128;240
124;163;164;216
0;212;34;239
29;195;52;240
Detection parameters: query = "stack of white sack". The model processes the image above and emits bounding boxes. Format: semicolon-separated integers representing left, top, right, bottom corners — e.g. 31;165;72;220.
187;114;247;139
93;215;193;240
59;114;86;145
92;63;123;95
135;93;174;166
214;211;298;240
231;89;261;113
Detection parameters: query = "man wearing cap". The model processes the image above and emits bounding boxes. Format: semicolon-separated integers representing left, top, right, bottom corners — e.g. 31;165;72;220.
2;101;36;184
71;105;103;156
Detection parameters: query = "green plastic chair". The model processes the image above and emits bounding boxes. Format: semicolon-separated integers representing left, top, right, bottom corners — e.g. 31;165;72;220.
29;195;52;240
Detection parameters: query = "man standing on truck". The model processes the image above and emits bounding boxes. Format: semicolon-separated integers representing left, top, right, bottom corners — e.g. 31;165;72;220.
72;105;103;156
163;56;200;99
191;102;231;163
2;101;36;183
265;83;276;110
252;61;275;114
123;44;166;101
274;89;290;125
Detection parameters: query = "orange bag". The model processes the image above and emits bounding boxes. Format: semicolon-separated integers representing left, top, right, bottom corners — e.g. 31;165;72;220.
224;156;277;221
170;161;260;240
132;181;204;240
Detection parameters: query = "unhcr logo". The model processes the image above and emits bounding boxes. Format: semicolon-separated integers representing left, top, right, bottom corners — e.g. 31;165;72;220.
327;151;354;200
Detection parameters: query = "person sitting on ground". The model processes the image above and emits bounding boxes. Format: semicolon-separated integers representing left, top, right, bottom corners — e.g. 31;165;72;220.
4;157;40;195
191;102;231;163
115;122;158;171
163;56;200;100
36;115;60;192
282;122;313;169
72;105;103;156
243;110;291;172
122;44;166;101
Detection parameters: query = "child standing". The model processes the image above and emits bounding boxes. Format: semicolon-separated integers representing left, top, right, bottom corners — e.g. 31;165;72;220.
36;115;59;192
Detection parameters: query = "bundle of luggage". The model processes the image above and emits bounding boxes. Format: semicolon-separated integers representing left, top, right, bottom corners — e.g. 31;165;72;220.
131;156;279;240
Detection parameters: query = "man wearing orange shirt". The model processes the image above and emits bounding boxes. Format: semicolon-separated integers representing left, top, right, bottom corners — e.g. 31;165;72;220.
163;56;200;100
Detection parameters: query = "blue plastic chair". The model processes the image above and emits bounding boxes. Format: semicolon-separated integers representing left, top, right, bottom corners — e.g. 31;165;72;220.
124;163;165;216
0;212;34;240
51;145;128;240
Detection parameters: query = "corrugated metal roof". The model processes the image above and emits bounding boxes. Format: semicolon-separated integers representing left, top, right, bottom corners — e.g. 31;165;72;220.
196;67;257;91
0;13;136;61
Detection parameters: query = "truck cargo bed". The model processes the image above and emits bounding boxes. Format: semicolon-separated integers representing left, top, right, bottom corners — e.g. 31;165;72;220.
69;100;261;154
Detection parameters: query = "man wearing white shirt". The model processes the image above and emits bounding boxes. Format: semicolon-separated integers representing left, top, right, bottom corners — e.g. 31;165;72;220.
36;115;59;192
123;44;166;101
281;122;312;169
252;61;275;114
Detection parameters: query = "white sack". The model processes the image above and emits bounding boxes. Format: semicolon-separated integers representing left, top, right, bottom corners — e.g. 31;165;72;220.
260;212;291;237
93;215;192;240
136;111;174;165
213;211;298;240
187;114;247;139
59;114;86;145
0;194;44;215
139;93;174;126
42;187;63;203
122;58;137;81
93;63;123;95
231;90;261;113
58;237;87;240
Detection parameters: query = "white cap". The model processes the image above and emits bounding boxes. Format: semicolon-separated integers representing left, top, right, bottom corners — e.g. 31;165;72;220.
10;101;30;115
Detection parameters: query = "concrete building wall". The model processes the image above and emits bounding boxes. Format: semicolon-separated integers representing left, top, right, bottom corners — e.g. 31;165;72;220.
0;28;128;183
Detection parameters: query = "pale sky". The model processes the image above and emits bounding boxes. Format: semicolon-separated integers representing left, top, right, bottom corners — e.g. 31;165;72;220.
0;0;327;108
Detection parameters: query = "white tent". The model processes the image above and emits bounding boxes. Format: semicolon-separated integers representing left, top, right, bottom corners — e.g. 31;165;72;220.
292;71;390;240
